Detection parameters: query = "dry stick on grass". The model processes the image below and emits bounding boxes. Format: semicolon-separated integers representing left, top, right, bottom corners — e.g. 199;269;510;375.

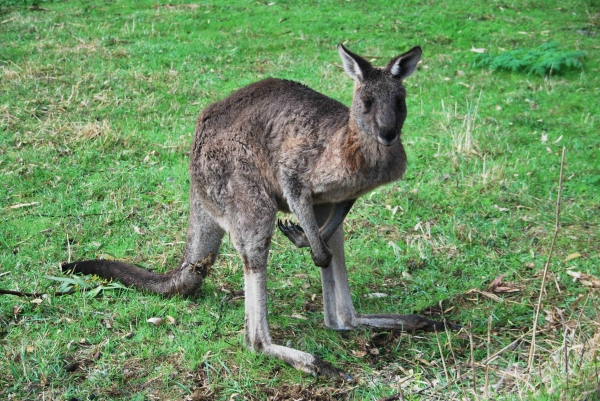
469;322;478;400
559;310;570;390
436;329;450;383
66;231;72;264
440;301;459;381
0;288;77;297
0;289;40;297
485;316;492;398
527;147;566;372
575;293;592;371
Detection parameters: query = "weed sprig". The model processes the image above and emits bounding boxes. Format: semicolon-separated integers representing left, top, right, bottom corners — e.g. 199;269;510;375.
475;42;585;76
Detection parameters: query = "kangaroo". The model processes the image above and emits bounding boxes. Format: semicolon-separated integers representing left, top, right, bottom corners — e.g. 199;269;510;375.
62;44;453;378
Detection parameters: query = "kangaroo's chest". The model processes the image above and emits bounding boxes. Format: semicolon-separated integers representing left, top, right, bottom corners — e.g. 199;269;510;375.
310;156;406;204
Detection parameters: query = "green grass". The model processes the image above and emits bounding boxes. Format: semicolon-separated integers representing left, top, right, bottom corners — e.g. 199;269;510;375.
1;0;599;400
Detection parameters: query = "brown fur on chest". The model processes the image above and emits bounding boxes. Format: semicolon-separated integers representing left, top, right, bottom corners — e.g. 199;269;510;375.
340;132;366;173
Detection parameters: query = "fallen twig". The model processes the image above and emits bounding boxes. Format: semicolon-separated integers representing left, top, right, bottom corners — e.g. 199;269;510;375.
528;147;566;371
436;329;450;383
469;322;478;401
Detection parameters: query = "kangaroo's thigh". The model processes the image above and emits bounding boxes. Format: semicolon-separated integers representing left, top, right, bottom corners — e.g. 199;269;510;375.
228;185;277;271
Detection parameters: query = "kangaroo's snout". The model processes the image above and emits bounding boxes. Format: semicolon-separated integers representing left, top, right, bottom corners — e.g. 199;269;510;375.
377;128;398;146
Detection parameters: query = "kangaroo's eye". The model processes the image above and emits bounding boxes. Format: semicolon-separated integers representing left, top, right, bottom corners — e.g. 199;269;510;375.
363;99;373;111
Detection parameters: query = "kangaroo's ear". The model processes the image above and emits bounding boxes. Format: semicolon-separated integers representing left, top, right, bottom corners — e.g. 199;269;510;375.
385;46;422;80
337;43;372;83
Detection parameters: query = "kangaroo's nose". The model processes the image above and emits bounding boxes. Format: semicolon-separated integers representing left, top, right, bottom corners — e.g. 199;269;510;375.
378;128;398;146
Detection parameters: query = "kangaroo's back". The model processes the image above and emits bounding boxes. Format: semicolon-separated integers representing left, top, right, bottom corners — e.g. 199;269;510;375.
191;78;348;156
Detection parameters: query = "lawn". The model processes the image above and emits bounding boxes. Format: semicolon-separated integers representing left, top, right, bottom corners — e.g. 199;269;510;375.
1;0;599;400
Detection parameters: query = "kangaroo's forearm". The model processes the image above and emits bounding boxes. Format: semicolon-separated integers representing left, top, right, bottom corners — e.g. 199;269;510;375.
283;185;332;267
290;196;325;251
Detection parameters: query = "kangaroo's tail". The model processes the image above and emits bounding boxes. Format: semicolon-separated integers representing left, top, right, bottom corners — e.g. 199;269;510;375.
61;254;212;296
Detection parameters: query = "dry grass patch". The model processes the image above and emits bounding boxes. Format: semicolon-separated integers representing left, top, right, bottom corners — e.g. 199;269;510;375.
439;91;483;159
73;120;112;141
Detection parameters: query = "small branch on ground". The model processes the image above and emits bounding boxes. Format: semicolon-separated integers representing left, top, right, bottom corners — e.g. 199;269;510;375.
436;329;450;382
528;146;566;372
470;322;478;401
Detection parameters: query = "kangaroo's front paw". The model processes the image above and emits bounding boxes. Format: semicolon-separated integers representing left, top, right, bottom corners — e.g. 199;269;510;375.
310;246;332;268
277;219;310;248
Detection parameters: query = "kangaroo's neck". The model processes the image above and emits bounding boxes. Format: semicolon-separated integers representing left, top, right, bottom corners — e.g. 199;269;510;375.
335;118;367;174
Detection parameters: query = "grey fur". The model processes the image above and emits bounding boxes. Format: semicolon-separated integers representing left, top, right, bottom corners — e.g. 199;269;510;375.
63;44;455;377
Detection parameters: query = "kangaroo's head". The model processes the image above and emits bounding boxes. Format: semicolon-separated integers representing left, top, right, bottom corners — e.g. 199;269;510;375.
338;44;422;147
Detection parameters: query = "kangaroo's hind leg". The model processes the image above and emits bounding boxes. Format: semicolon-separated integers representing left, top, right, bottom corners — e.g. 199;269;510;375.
314;204;456;332
228;185;348;378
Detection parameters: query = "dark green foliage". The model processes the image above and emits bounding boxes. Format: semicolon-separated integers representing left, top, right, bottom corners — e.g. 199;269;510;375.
475;42;586;76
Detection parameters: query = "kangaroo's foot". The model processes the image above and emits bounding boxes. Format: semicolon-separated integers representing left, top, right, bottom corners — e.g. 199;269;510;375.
260;344;353;381
355;314;460;332
326;313;459;332
277;219;310;248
